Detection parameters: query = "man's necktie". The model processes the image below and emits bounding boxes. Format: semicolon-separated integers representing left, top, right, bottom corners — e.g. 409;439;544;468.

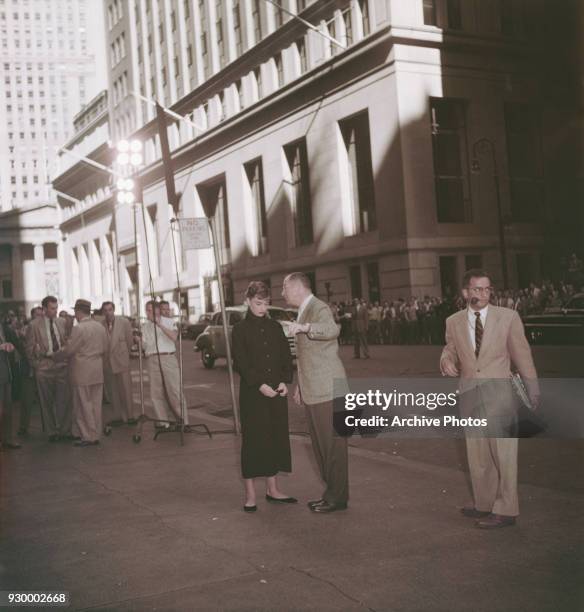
474;311;483;358
49;318;59;353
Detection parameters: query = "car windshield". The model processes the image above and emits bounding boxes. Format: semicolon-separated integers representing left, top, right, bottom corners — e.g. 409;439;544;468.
566;297;584;310
268;308;293;322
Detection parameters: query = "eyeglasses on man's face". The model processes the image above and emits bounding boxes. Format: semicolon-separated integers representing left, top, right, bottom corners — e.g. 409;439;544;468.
468;286;493;294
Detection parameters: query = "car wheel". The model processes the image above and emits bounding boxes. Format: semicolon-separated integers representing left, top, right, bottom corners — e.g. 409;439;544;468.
201;348;216;369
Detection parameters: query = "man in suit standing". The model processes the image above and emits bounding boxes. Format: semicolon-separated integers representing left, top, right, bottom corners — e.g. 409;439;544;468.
54;299;108;447
101;302;136;425
25;295;71;442
283;273;349;513
347;298;369;359
440;269;539;529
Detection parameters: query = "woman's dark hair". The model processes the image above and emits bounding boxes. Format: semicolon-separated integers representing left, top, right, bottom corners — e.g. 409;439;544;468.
244;281;270;301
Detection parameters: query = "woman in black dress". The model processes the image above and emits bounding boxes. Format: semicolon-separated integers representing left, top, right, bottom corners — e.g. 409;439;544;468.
232;281;296;512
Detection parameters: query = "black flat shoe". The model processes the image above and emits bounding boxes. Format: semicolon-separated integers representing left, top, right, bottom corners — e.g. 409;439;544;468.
243;505;257;513
266;494;298;504
310;501;348;513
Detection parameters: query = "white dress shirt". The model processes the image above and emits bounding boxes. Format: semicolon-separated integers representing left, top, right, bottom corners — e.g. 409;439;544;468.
141;317;177;356
467;305;488;352
297;294;314;322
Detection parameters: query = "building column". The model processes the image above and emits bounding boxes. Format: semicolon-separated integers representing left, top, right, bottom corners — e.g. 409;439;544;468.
34;243;45;300
10;243;22;301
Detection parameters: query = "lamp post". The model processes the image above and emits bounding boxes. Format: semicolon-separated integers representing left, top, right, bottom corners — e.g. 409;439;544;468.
471;138;509;289
114;139;144;318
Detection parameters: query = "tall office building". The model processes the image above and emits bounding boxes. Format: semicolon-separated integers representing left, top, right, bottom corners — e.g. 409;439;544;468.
95;0;580;319
0;0;106;213
0;0;106;310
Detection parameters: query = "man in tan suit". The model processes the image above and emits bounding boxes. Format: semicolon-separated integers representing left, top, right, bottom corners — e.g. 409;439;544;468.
101;302;136;425
440;269;539;529
54;299;108;447
25;295;71;442
283;272;349;513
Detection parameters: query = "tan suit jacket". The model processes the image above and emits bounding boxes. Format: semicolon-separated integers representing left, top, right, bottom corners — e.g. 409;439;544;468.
25;316;69;373
296;296;347;405
60;318;108;386
102;316;133;374
440;306;539;398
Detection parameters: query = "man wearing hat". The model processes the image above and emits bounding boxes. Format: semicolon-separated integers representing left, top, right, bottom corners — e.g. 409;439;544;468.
54;299;108;447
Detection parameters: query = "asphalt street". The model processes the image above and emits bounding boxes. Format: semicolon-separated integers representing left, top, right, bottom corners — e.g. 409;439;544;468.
1;343;583;611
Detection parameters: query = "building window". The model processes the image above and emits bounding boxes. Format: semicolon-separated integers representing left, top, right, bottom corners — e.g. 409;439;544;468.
233;0;243;54
359;0;370;36
499;0;514;36
284;139;313;246
367;261;380;303
236;79;244;109
274;53;283;87
446;0;462;29
252;0;262;43
297;37;308;73
244;158;269;255
439;256;458;297
274;2;284;28
184;0;190;19
422;0;436;26
216;11;225;67
504;103;542;222
339;111;377;233
341;5;353;44
254;66;262;98
430;98;470;223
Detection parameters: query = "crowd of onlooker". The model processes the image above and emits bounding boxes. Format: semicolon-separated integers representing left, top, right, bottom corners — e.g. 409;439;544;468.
327;278;583;347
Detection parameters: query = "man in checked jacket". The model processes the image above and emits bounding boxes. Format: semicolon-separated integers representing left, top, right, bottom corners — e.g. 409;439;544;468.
283;272;349;514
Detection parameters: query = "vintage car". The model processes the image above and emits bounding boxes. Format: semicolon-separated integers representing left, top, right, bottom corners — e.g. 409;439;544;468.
194;305;298;368
180;313;214;339
522;293;584;345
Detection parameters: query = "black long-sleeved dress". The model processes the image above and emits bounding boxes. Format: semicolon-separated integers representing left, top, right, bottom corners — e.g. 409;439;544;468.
232;310;293;479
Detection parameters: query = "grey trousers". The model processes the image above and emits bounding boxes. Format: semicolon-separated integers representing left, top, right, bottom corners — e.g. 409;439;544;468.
105;368;135;422
36;369;71;436
72;384;103;442
305;400;349;505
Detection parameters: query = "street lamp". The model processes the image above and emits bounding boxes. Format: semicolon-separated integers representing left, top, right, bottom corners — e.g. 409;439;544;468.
471;137;509;289
114;139;144;318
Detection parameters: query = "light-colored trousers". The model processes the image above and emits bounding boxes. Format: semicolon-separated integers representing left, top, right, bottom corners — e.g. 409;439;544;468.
466;437;519;517
146;354;188;424
72;384;103;442
105;368;134;422
36;369;71;436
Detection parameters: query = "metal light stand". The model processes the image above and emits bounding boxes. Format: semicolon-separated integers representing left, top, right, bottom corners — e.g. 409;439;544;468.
152;217;211;443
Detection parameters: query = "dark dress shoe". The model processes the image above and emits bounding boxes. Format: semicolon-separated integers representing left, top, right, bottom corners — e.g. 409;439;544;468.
307;499;325;509
2;442;22;450
461;507;491;518
49;434;60;442
17;429;28;437
265;494;298;504
74;440;100;447
476;514;516;529
310;501;348;513
243;505;257;513
126;418;138;425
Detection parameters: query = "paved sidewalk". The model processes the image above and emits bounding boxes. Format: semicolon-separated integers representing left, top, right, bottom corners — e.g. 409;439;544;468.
1;412;582;612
